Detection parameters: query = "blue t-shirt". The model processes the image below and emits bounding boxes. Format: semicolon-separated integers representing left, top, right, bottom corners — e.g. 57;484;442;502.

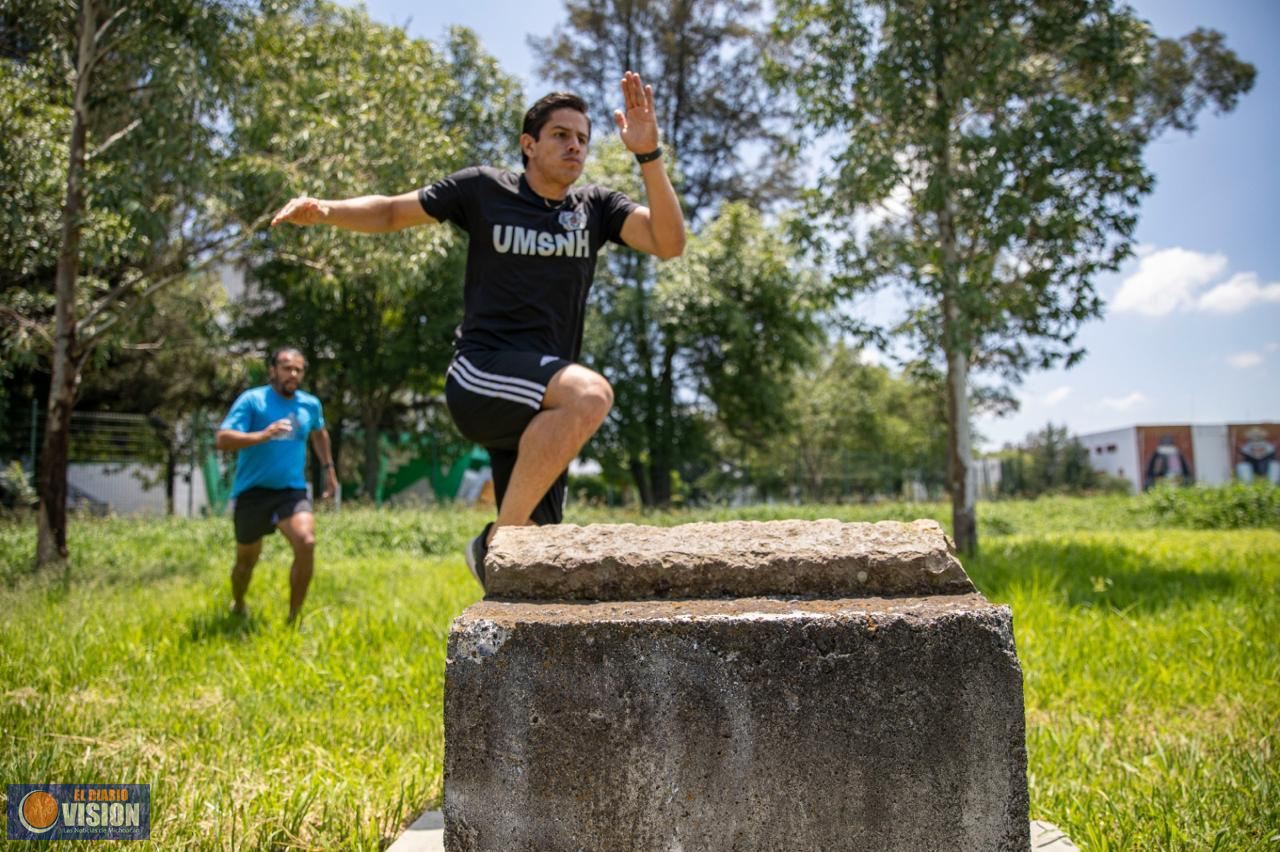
220;386;325;497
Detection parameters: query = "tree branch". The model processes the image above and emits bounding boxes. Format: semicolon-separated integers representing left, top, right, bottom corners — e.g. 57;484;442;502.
0;306;55;347
88;117;141;160
80;211;273;348
273;252;333;274
93;5;129;50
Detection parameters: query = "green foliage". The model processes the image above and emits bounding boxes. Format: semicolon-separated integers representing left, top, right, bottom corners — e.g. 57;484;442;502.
768;0;1255;549
536;0;804;506
581;144;834;503
1144;482;1280;530
75;271;250;417
0;0;262;354
0;461;37;513
705;341;947;501
533;0;793;218
659;201;828;444
227;3;523;494
996;422;1109;497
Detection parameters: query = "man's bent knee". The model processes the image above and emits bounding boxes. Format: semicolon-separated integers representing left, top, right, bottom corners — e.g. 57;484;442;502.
543;365;613;434
575;377;613;425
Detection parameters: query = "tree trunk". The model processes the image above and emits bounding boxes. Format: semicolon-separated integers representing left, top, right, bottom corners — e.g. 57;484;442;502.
37;371;77;565
629;254;662;508
37;0;96;566
943;301;976;554
931;1;976;555
361;409;380;502
164;446;176;516
628;456;653;507
650;339;676;506
939;184;976;553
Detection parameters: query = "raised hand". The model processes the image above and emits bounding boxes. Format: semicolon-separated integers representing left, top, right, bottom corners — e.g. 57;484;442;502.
613;71;660;154
271;196;330;227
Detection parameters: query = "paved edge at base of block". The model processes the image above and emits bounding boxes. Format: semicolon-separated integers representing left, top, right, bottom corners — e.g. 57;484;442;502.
387;813;1078;852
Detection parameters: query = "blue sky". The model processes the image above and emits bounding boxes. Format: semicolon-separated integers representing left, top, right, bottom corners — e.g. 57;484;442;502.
349;0;1278;449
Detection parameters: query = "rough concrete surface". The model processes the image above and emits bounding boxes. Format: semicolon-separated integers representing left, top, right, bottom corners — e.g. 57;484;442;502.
484;519;974;600
389;808;1070;844
445;594;1029;851
392;813;1075;852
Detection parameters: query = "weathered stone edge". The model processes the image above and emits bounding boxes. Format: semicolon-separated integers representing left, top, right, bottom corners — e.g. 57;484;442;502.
485;519;974;600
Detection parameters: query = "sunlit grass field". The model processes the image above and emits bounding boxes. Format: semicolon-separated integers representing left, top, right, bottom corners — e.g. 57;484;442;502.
1;495;1277;849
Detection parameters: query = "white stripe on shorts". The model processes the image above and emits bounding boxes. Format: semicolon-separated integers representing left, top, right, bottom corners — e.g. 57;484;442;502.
448;360;543;410
456;355;550;395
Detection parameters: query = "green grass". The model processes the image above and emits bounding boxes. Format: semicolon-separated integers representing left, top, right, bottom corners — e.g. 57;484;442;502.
0;509;483;849
1;496;1277;849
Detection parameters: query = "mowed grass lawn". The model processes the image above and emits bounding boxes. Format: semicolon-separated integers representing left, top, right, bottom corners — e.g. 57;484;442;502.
0;497;1276;849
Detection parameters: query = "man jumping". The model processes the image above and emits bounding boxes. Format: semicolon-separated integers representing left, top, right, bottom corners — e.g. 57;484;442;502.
270;72;685;589
216;347;338;623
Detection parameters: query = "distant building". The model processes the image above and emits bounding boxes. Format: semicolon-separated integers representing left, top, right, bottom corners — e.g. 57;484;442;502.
1078;422;1279;493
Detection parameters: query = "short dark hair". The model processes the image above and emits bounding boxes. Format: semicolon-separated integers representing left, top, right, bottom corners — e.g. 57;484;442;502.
521;92;591;167
268;346;304;368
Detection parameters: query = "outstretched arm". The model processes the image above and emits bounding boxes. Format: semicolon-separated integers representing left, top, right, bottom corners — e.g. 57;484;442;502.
614;71;687;260
270;190;436;233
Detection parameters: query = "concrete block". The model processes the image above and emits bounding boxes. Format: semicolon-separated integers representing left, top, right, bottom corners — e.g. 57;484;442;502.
445;521;1028;851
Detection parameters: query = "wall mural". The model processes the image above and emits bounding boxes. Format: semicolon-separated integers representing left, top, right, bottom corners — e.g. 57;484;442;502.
1229;423;1280;485
1139;425;1195;490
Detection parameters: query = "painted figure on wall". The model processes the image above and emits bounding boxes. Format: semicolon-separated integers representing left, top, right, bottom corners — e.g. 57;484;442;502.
1144;434;1193;490
1235;426;1279;484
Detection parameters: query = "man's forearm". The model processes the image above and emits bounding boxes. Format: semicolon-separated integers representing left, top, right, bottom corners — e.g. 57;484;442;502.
215;430;266;451
315;196;396;233
310;430;334;467
640;160;686;259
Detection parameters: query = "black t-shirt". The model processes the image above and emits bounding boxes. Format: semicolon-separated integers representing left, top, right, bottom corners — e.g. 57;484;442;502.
418;166;639;361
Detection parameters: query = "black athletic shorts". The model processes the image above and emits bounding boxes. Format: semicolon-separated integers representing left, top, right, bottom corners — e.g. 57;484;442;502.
445;350;573;525
233;487;312;544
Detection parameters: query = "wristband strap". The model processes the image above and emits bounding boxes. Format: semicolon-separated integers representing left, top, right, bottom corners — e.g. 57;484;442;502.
634;148;662;164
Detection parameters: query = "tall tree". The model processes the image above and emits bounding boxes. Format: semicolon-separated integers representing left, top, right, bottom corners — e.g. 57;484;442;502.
1;0;267;565
228;7;522;499
769;0;1254;552
707;343;948;502
583;142;832;502
71;272;249;514
533;0;800;504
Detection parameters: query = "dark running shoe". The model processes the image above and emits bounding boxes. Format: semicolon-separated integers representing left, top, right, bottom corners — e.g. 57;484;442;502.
465;522;493;590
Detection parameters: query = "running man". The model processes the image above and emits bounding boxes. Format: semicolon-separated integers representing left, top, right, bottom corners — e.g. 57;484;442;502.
216;347;338;623
270;72;686;589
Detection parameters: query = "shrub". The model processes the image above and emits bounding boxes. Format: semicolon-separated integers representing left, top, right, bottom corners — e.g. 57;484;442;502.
1144;482;1280;529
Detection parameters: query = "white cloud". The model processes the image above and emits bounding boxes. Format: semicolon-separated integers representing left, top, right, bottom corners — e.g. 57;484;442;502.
1227;351;1264;369
1266;342;1280;353
1041;386;1072;407
1100;392;1148;412
1112;247;1228;316
1197;272;1280;314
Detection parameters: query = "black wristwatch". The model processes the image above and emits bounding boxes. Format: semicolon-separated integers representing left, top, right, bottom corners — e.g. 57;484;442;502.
634;148;662;164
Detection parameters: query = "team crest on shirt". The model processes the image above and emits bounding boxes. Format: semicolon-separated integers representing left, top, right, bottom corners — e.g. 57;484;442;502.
558;209;587;231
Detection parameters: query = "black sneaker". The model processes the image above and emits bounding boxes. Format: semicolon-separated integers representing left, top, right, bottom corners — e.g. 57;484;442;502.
465;522;493;590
